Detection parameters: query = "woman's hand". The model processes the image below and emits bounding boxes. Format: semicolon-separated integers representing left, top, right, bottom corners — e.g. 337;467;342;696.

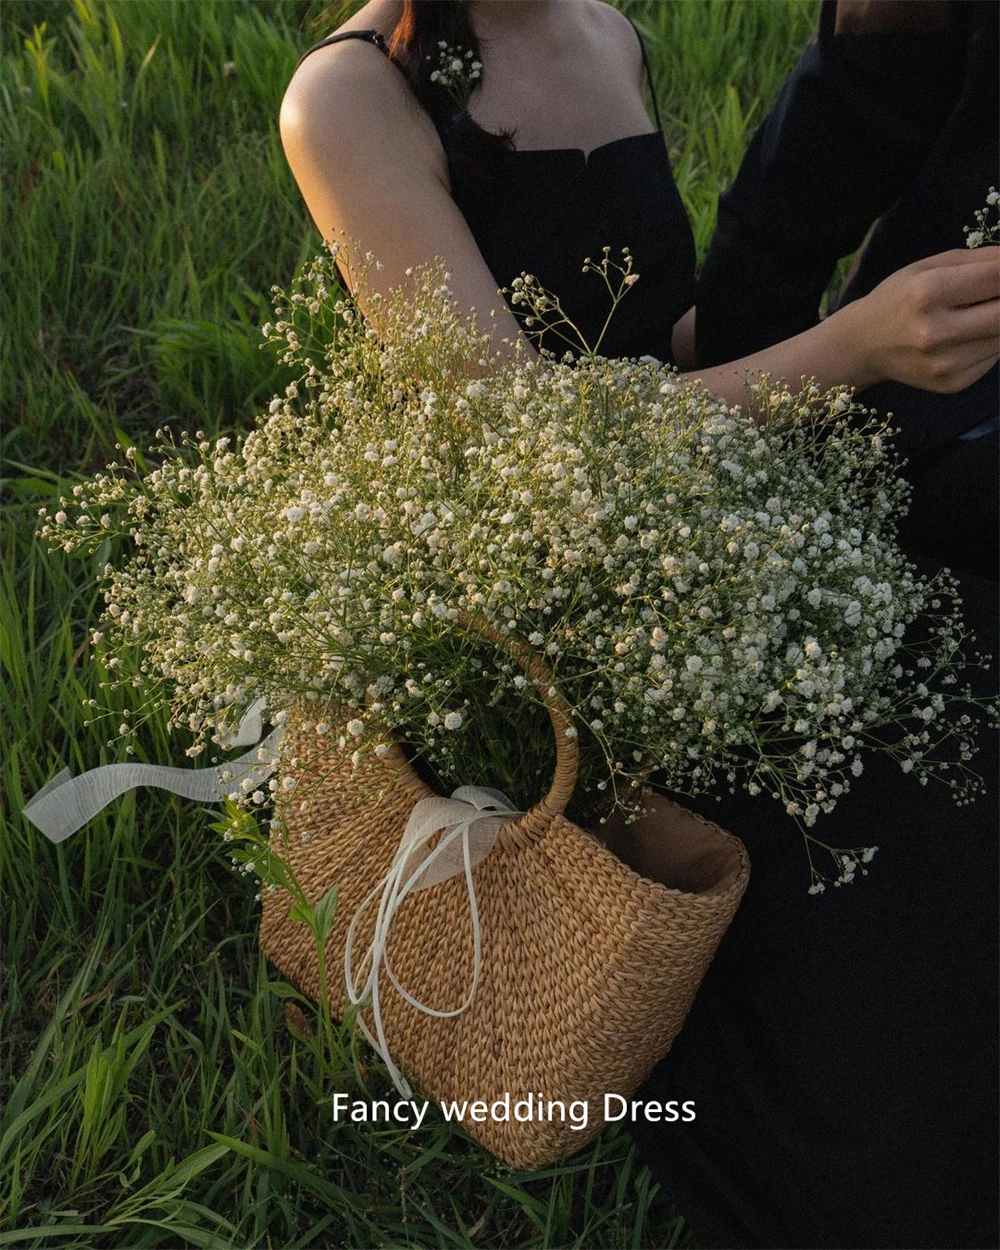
846;247;1000;394
691;245;998;411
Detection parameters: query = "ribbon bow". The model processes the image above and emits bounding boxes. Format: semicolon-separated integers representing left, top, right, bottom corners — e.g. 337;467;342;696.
344;786;522;1097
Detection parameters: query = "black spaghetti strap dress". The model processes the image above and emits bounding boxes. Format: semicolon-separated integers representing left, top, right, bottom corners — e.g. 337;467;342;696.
294;29;999;1250
295;27;694;362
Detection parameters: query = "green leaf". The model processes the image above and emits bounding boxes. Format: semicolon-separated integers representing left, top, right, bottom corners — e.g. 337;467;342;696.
264;980;310;1003
313;884;338;946
288;900;314;930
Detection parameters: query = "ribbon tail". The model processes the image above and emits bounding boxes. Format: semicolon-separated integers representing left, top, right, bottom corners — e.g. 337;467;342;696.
23;727;284;844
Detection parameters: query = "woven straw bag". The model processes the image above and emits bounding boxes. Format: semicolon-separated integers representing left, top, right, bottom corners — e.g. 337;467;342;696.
259;615;750;1170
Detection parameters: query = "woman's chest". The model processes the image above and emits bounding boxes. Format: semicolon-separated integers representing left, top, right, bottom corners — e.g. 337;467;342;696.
467;46;652;155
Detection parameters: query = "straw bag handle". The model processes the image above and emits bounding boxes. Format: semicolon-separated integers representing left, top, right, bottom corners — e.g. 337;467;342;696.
454;610;578;850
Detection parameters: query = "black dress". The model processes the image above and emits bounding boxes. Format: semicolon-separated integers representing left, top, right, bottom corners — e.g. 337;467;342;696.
639;5;1000;1245
295;27;999;1250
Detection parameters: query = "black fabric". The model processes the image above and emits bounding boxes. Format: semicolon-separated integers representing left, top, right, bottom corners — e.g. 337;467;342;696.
694;0;998;582
634;561;999;1250
295;20;998;1247
899;430;999;579
296;28;392;68
645;4;999;1244
450;133;694;361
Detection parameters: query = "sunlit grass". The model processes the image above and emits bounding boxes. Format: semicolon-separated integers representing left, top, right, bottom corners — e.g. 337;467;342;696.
2;0;818;1244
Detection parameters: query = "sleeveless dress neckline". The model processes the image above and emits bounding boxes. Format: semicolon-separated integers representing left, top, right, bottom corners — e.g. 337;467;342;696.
296;27;693;362
448;125;693;360
502;130;663;166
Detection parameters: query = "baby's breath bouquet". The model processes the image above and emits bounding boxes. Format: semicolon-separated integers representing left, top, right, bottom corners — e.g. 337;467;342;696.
43;250;993;889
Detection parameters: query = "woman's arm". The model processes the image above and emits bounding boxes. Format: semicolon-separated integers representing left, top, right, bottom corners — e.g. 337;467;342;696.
280;39;527;357
694;247;999;407
282;42;998;407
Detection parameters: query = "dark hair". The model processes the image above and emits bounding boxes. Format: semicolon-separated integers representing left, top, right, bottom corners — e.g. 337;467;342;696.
320;0;513;178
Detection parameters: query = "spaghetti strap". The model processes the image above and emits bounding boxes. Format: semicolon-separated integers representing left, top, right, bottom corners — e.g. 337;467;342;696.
625;18;664;135
296;28;402;74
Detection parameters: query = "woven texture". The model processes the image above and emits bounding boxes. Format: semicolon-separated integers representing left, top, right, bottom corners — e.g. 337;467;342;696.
260;613;748;1168
259;743;748;1169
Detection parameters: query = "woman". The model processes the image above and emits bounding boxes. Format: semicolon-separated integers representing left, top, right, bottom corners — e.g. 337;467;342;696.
631;4;999;1247
279;3;999;1246
280;0;998;407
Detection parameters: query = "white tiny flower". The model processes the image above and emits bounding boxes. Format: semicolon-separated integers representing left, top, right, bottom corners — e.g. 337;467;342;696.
443;711;463;730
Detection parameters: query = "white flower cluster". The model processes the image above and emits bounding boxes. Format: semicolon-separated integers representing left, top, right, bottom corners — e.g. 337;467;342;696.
964;188;999;249
41;253;993;889
426;40;481;106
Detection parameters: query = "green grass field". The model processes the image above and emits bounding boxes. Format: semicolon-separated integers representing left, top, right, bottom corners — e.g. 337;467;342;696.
2;2;818;1245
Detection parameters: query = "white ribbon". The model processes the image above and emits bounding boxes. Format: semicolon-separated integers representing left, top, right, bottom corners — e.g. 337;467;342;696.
344;786;522;1097
22;700;281;843
24;708;521;1101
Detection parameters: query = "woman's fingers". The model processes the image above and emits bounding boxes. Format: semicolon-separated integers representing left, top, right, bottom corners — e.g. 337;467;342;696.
900;250;999;320
931;248;1000;308
861;249;1000;393
919;333;999;394
942;354;999;395
910;245;999;273
942;294;1000;344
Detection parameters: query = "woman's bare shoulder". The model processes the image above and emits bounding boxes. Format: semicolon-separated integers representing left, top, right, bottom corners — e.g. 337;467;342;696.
583;0;646;76
280;0;437;165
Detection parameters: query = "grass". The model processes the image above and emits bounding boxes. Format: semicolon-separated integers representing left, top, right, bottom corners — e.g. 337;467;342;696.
2;1;819;1245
